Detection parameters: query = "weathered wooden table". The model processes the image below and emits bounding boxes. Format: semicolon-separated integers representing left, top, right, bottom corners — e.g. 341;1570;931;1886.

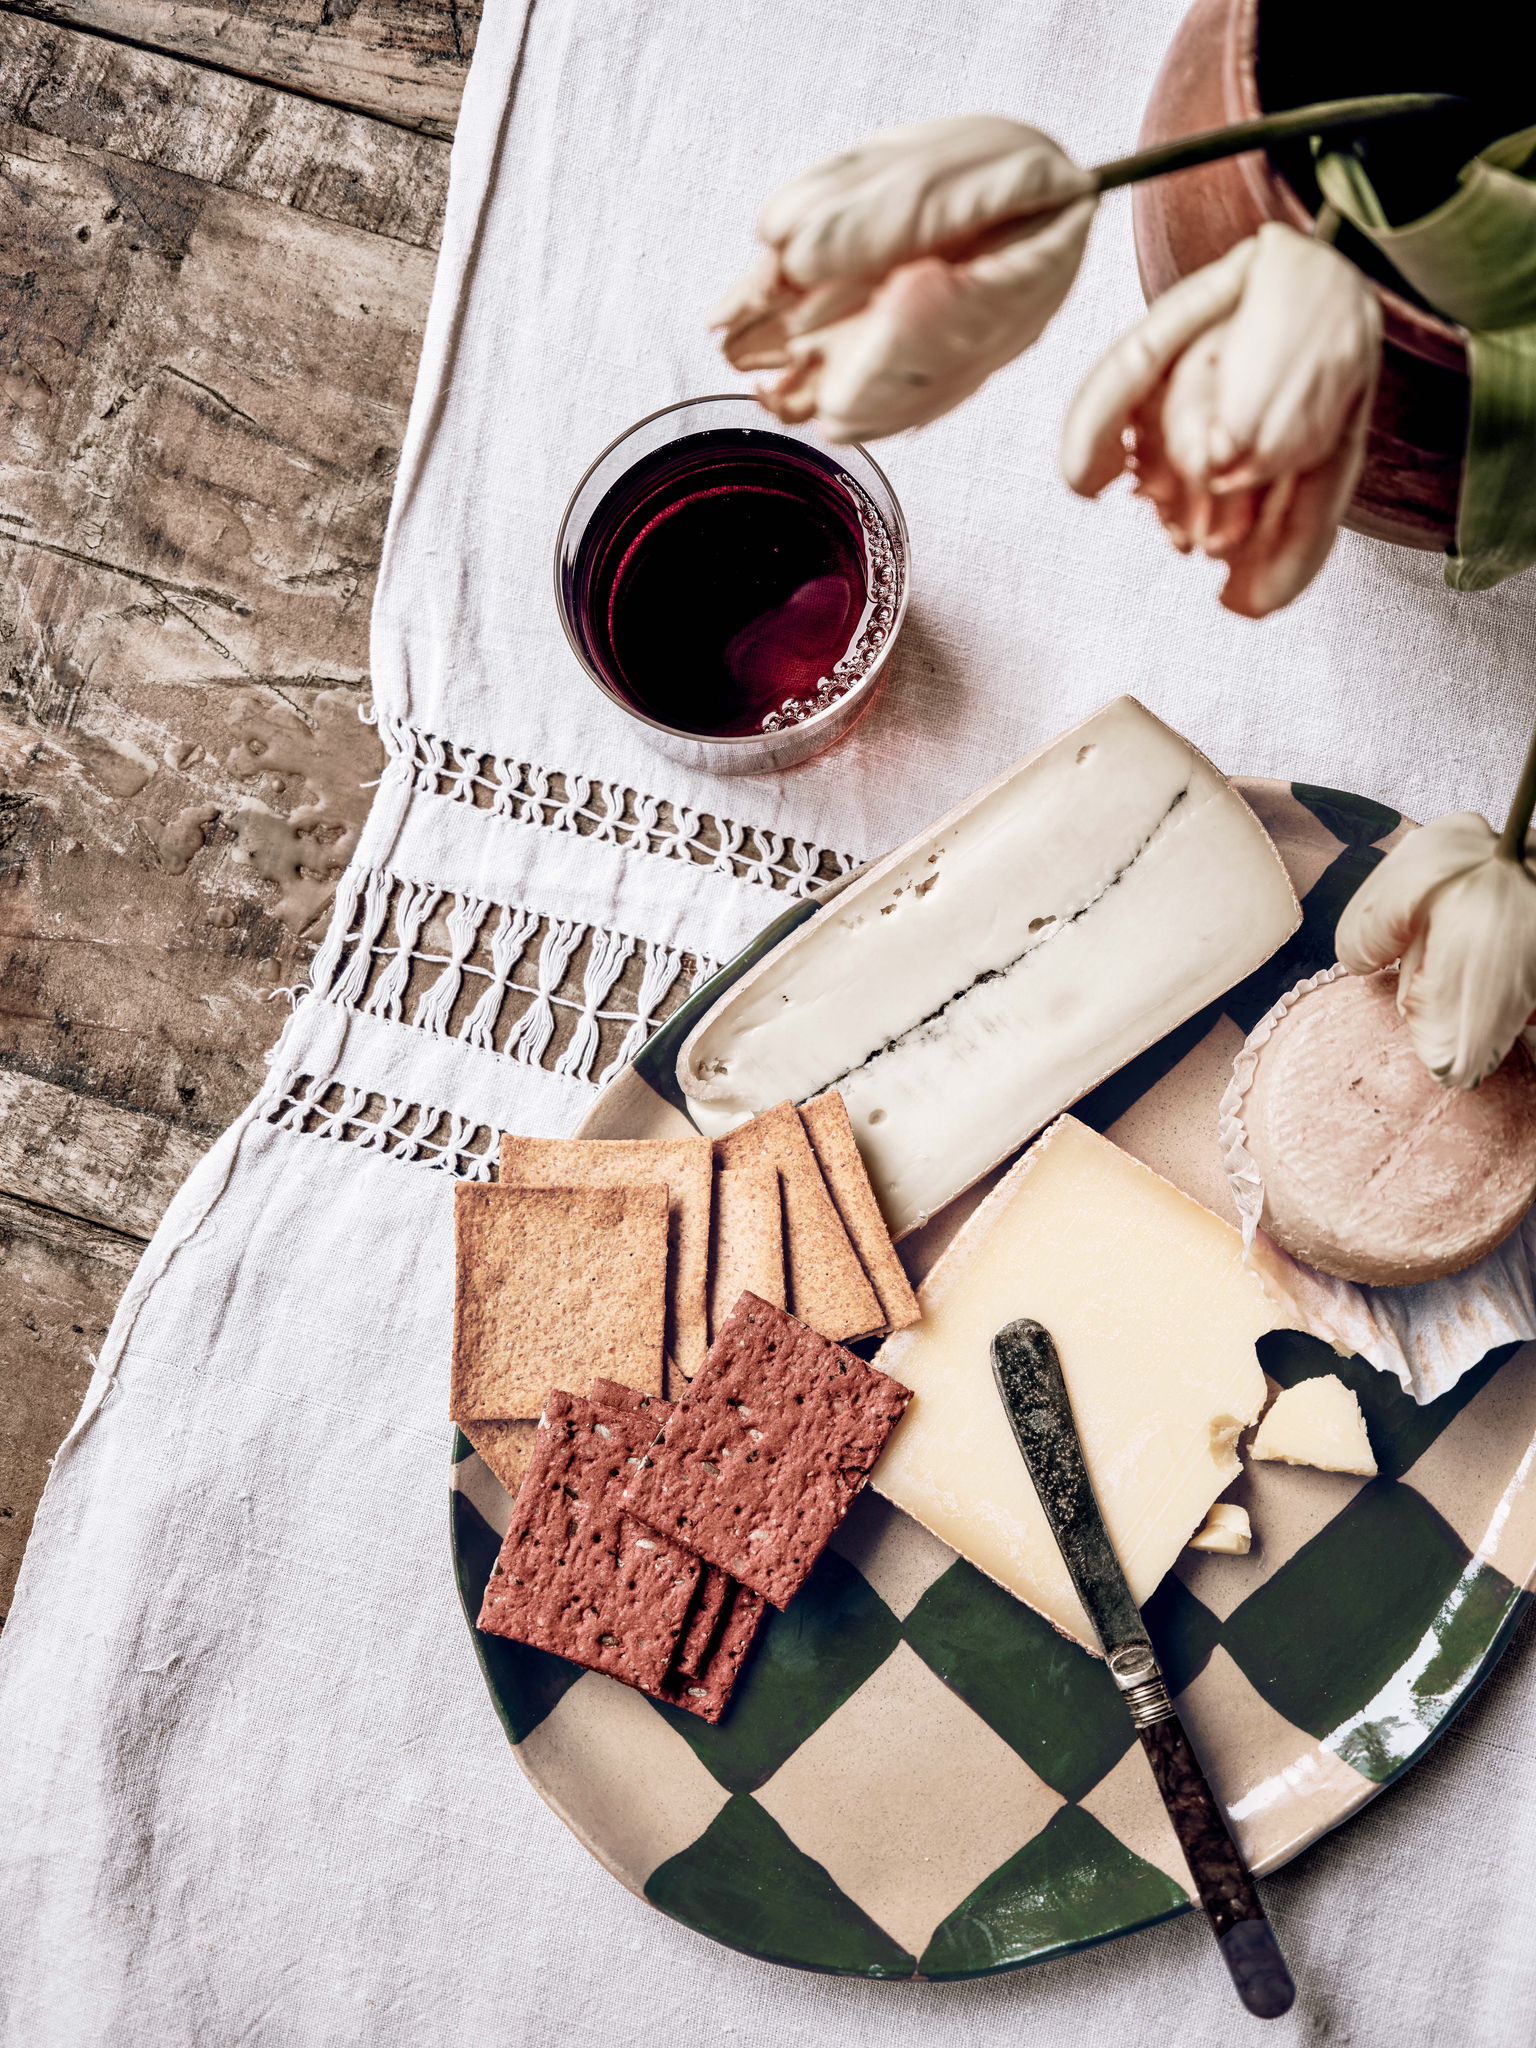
0;1;475;1619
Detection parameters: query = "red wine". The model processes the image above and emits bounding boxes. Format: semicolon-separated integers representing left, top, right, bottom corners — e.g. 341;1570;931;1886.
566;429;896;738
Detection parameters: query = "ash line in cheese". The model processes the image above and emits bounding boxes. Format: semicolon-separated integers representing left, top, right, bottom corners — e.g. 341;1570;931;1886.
677;697;1302;1239
810;783;1192;1102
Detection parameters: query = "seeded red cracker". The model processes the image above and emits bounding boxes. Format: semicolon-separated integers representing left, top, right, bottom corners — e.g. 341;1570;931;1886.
589;1378;668;1425
477;1392;699;1687
588;1378;731;1681
621;1293;913;1608
672;1561;732;1678
649;1580;767;1724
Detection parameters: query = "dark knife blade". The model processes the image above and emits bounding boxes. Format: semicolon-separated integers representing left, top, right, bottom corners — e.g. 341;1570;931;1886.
990;1312;1148;1663
992;1318;1295;2021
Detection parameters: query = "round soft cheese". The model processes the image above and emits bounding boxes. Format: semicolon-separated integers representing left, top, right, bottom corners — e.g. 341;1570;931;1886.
1243;970;1536;1286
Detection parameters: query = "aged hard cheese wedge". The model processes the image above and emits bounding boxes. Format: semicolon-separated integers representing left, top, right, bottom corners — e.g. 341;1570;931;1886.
677;697;1299;1238
1187;1503;1252;1555
872;1118;1275;1650
1249;1376;1376;1477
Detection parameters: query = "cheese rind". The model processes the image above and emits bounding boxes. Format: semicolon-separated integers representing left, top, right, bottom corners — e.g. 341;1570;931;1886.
1249;1376;1376;1477
871;1118;1275;1650
677;697;1299;1238
1187;1503;1253;1555
1239;969;1536;1285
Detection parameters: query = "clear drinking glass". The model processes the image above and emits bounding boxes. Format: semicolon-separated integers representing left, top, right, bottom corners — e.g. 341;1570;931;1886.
554;395;910;775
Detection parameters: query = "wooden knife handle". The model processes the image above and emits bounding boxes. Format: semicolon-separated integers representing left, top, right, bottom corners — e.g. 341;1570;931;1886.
1138;1713;1296;2019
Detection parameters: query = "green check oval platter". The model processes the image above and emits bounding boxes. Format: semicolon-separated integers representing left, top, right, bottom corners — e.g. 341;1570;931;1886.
451;778;1536;1980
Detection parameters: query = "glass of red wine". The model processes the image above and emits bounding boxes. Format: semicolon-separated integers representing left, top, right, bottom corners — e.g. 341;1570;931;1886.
555;396;909;774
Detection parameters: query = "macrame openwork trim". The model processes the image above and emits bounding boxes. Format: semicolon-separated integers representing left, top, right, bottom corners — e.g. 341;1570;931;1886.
308;866;718;1088
368;709;858;898
265;1075;503;1180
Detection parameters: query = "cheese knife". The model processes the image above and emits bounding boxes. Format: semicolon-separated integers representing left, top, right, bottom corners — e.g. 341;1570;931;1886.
991;1318;1296;2020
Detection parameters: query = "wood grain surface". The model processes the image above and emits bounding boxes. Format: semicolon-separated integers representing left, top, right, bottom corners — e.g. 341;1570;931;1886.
11;1;479;134
0;2;470;1618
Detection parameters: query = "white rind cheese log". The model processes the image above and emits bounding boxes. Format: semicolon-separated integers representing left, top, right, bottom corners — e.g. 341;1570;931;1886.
676;696;1300;1239
871;1118;1276;1651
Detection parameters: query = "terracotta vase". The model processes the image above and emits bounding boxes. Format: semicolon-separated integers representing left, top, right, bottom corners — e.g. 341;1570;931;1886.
1132;0;1467;550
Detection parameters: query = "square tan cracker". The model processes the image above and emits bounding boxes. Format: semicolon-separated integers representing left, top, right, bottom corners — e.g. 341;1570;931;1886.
499;1135;711;1377
452;1182;667;1421
713;1104;882;1342
460;1420;540;1499
799;1092;919;1334
708;1166;786;1352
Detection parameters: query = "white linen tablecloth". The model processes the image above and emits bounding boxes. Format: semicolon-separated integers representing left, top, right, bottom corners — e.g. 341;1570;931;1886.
4;1;1535;2042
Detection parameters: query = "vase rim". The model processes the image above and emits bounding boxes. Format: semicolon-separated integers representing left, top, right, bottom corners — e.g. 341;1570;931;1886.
1227;0;1467;371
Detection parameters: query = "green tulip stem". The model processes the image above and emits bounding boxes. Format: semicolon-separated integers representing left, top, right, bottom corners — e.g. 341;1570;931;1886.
1497;712;1536;865
1090;93;1463;196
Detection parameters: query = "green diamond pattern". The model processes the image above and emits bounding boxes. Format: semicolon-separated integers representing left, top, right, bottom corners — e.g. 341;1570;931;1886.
918;1806;1189;1979
1228;847;1384;1031
903;1559;1133;1800
1292;784;1401;848
1222;1480;1519;1776
1141;1572;1222;1695
645;1795;915;1977
655;1548;901;1794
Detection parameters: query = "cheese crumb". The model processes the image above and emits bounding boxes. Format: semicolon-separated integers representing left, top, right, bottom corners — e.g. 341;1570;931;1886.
1249;1376;1376;1477
1187;1502;1252;1555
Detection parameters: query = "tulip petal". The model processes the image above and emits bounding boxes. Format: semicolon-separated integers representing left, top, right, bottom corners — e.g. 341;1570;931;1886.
710;246;790;332
1200;480;1261;559
765;196;1095;441
1337;814;1502;972
759;117;1091;291
1059;240;1256;497
1398;857;1536;1086
1206;224;1383;487
1217;390;1369;617
1159;316;1229;486
758;119;1001;248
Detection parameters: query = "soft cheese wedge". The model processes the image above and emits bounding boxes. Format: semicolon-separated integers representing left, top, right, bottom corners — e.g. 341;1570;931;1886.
871;1118;1276;1650
676;697;1300;1238
1249;1376;1377;1477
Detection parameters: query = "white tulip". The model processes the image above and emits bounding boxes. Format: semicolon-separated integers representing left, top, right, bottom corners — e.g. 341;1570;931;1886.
1060;223;1382;617
1336;814;1536;1087
714;117;1096;440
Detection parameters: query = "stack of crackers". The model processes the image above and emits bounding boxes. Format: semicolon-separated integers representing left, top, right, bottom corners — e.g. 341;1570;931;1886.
451;1092;918;1496
476;1294;913;1721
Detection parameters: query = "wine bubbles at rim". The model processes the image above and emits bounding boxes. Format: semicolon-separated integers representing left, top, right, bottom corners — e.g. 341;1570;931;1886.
565;427;901;742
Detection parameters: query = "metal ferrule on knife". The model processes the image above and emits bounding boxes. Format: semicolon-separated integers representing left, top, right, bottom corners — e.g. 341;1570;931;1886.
1106;1642;1177;1729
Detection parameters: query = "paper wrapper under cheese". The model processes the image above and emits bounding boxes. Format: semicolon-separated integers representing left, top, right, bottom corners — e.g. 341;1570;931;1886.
1218;965;1536;1405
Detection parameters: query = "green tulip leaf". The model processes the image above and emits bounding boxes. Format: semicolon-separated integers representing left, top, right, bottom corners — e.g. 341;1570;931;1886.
1317;129;1536;592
